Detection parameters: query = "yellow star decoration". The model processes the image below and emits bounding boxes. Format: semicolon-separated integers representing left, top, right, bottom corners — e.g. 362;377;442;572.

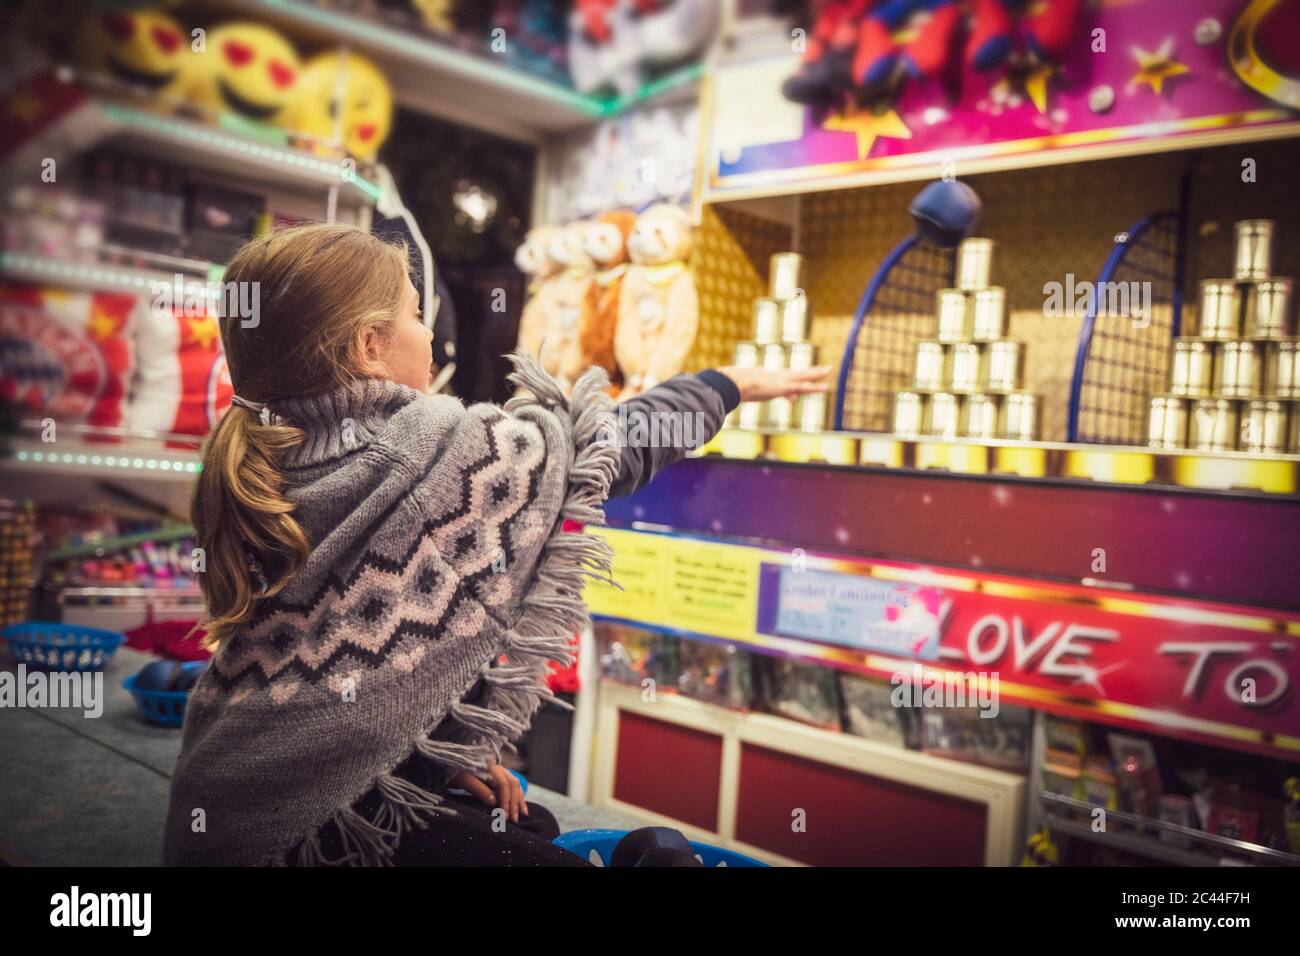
823;107;912;160
87;305;122;342
4;89;42;126
1129;39;1189;96
992;61;1059;114
185;314;220;350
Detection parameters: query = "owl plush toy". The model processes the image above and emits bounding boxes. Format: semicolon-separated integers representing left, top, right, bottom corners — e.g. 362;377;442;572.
515;224;563;361
614;203;699;399
559;209;636;390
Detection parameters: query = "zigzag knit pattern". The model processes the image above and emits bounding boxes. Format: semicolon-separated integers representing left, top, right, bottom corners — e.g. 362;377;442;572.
163;355;619;866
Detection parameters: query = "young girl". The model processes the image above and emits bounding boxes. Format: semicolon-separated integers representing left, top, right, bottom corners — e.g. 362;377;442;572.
163;222;827;866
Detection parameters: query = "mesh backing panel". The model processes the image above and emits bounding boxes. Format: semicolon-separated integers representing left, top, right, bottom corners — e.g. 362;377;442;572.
839;241;955;432
1074;214;1181;445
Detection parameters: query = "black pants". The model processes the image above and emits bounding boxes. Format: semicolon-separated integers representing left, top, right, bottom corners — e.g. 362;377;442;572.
290;789;590;867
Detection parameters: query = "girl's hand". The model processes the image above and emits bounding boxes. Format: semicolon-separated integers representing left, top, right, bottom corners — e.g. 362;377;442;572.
717;365;832;403
451;765;529;823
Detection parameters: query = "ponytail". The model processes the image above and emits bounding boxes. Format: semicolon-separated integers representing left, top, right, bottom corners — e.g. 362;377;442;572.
192;404;311;648
191;222;411;648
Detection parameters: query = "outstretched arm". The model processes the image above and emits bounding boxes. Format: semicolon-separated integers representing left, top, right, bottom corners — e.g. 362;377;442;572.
609;364;831;498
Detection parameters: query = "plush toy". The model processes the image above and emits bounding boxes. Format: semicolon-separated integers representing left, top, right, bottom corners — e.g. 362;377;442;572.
542;221;598;389
560;209;636;388
569;0;643;96
285;52;393;160
185;22;301;125
514;224;563;361
636;0;720;66
782;0;869;107
614;203;698;398
78;8;193;101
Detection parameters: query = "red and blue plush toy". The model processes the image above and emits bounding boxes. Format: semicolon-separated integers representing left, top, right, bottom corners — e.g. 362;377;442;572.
782;0;1084;107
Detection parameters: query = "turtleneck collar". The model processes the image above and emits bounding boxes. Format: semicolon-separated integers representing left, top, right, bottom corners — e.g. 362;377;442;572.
269;378;422;469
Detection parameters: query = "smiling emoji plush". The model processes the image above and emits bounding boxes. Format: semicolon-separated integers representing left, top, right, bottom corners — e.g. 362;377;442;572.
80;9;192;99
285;52;393;160
186;22;301;124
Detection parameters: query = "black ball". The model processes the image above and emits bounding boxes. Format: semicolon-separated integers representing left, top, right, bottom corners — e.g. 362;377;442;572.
171;660;209;692
610;827;694;867
134;660;183;692
635;846;704;867
909;179;983;248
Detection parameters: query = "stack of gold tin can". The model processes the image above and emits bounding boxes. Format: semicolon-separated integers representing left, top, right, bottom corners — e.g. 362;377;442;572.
1147;220;1298;454
892;237;1040;441
728;252;825;432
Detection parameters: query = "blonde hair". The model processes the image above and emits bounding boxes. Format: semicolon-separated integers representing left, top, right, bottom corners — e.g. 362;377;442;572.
194;222;409;646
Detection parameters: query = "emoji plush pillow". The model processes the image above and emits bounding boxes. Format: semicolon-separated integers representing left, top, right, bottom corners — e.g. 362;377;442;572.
286;52;394;160
186;22;301;125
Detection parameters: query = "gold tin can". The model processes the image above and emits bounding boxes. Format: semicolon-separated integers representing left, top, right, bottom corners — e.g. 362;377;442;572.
761;343;790;427
949;343;982;393
914;341;947;390
733;341;760;368
925;392;962;439
1199;280;1241;339
726;343;760;427
1215;340;1265;398
970;287;1006;341
956;238;995;291
1189;398;1239;451
999;392;1040;441
780;294;810;343
769;252;804;301
1239;399;1289;454
1234;219;1274;281
753;298;782;344
737;401;764;430
937;289;970;343
1147;395;1188;449
1169;339;1214;397
985;339;1024;392
962;393;1000;439
893;391;924;438
796;392;827;432
788;341;817;370
766;397;793;430
1242;279;1292;338
1269;339;1300;398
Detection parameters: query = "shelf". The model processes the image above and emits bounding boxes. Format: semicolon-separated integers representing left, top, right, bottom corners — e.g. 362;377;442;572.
1;437;201;482
687;428;1300;496
2;94;380;206
0;252;216;299
216;0;703;141
1041;791;1300;867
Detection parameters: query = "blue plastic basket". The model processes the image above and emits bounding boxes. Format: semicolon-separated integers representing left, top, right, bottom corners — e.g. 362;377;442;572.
554;828;768;867
123;661;207;727
2;621;126;671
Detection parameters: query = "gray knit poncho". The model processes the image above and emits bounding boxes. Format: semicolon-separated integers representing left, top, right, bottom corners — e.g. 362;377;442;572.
163;356;620;866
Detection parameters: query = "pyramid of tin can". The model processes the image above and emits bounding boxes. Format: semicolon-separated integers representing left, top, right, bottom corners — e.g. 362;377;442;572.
893;237;1039;441
1148;219;1297;455
730;252;826;432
